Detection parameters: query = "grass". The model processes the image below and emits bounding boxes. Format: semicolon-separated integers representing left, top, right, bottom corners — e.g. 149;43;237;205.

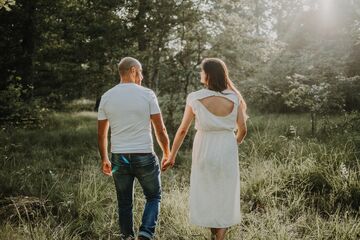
0;111;359;239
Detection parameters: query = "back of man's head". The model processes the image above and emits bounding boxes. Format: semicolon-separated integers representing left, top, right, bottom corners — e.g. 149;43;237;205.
118;57;141;76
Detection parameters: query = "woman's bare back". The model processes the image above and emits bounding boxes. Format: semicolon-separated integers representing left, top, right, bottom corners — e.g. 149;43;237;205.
198;96;234;117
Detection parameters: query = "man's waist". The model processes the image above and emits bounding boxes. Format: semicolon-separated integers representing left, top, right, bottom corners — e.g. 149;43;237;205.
110;140;154;152
112;152;152;156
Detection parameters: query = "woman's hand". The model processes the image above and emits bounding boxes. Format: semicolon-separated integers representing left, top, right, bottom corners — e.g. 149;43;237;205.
161;155;175;171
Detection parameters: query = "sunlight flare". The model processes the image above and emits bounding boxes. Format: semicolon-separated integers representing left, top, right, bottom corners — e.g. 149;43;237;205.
319;0;336;26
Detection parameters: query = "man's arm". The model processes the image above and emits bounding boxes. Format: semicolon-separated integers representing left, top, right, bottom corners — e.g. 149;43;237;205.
150;113;170;161
98;119;112;176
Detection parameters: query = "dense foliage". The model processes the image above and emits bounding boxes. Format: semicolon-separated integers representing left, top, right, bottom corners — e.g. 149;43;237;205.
1;1;360;239
0;0;359;132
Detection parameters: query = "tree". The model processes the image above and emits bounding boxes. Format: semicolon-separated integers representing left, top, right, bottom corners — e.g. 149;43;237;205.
283;73;343;135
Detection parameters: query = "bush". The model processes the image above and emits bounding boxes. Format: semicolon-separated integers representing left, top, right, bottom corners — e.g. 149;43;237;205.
64;98;95;112
0;81;46;128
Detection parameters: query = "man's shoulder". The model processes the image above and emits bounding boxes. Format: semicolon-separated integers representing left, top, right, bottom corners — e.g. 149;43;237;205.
101;84;156;99
137;85;155;94
101;85;118;99
119;84;155;94
136;85;158;100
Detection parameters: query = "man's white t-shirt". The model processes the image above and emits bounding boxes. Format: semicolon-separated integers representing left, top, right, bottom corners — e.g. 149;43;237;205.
98;83;161;153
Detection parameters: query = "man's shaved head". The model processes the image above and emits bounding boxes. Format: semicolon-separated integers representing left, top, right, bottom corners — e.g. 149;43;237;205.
118;57;142;76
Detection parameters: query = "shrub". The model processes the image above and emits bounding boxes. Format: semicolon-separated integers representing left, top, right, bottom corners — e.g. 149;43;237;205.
0;81;46;128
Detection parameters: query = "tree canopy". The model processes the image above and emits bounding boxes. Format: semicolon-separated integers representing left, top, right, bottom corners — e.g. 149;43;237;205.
1;0;359;128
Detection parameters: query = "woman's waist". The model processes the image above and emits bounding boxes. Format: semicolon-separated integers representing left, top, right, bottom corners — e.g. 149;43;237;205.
196;128;235;133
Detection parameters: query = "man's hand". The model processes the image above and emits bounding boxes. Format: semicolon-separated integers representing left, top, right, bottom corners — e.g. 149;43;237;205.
161;157;167;171
161;155;175;171
102;158;112;176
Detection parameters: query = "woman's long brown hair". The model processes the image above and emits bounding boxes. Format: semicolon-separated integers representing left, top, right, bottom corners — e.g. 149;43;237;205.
201;58;248;119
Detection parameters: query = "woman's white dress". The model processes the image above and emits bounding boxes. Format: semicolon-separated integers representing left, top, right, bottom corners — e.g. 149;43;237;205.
186;88;241;228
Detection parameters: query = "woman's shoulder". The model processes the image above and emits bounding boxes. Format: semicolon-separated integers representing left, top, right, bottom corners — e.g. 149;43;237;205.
222;89;239;104
187;88;239;101
186;89;207;106
188;89;207;97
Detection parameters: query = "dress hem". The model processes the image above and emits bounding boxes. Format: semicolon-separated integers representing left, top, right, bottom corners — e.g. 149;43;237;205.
190;220;241;228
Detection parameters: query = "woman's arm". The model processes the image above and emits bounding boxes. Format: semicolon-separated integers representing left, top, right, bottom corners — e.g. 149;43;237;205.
161;105;195;171
236;101;247;144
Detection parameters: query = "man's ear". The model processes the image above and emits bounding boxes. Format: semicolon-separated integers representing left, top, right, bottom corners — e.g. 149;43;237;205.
129;66;136;74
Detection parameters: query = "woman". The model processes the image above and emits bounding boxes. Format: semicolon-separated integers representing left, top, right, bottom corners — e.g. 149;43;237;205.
162;58;248;240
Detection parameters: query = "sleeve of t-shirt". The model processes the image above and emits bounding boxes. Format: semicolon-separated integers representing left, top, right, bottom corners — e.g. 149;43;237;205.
97;96;108;120
149;91;161;115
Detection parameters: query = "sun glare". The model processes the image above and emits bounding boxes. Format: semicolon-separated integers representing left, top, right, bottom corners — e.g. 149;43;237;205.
319;0;335;24
303;5;311;12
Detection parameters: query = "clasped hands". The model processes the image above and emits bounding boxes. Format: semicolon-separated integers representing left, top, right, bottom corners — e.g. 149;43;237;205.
161;154;175;172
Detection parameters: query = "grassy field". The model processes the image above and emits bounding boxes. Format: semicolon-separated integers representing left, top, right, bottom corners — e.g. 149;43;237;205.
0;111;360;240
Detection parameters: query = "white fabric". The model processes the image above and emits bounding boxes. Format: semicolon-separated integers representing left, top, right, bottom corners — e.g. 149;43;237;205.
187;89;241;228
98;83;161;153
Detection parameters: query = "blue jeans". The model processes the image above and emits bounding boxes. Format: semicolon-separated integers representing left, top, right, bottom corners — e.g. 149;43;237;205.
111;153;161;240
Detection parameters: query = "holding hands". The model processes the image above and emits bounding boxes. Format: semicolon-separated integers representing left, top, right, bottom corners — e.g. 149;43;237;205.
161;105;195;172
161;154;175;171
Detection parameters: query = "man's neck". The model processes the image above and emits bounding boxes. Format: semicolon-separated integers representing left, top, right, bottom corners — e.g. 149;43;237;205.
120;78;135;84
120;81;135;84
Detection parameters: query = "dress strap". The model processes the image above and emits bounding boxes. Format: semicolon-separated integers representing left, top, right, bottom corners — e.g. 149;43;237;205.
186;89;239;109
196;89;239;105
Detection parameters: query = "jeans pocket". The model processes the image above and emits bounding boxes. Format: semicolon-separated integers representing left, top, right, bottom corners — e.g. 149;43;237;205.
134;154;158;167
111;154;130;174
134;154;159;177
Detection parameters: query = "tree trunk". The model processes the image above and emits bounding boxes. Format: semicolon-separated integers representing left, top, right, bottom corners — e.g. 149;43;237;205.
135;0;150;87
311;112;316;136
254;0;260;36
21;0;35;100
136;0;149;52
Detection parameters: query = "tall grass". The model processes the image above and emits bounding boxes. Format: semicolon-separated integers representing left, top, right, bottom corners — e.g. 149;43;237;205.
0;111;359;239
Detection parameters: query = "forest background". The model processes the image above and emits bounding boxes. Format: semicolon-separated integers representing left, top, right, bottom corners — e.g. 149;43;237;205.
1;0;360;239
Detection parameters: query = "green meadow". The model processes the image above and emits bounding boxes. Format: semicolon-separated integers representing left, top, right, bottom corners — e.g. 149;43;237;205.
1;111;359;240
2;0;360;239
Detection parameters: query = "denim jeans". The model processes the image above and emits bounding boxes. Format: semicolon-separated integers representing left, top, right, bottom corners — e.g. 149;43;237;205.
111;153;161;240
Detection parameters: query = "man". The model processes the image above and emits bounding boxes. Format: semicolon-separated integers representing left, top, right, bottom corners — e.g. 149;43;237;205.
97;57;170;240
